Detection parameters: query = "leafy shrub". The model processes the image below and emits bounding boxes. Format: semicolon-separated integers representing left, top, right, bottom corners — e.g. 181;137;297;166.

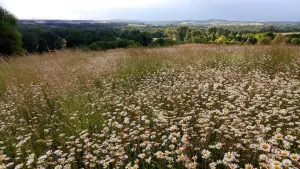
0;6;23;56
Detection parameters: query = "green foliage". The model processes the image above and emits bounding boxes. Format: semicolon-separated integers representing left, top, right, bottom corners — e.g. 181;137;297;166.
0;6;23;56
164;39;179;46
151;28;165;38
185;29;207;43
152;38;166;46
88;41;121;51
117;39;131;48
216;35;229;44
235;33;242;42
191;29;203;37
291;38;300;45
246;35;258;45
152;38;179;47
66;30;87;48
177;26;189;41
21;27;67;53
22;32;39;53
215;28;225;38
37;38;49;52
128;40;141;48
54;37;66;50
13;20;300;54
184;30;192;43
228;32;235;39
88;43;100;51
121;30;152;46
206;27;217;41
255;32;275;44
165;28;179;41
192;35;208;44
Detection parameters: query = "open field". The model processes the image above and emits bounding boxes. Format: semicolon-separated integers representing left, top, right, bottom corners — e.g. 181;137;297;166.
0;44;300;169
279;32;300;35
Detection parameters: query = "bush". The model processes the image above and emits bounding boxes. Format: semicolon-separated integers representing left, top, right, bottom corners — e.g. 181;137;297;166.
193;36;208;44
128;41;141;48
88;43;100;51
256;32;275;44
164;39;178;46
247;36;258;45
0;6;24;56
152;38;166;46
216;36;229;44
291;38;300;45
260;37;272;45
117;39;130;48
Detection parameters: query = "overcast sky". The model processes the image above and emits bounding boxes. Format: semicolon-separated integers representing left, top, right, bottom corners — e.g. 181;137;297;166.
0;0;299;21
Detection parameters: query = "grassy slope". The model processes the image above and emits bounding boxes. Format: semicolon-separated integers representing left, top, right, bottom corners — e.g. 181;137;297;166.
0;44;300;169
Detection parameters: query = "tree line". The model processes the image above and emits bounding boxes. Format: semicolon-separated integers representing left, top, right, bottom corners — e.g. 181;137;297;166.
1;6;300;56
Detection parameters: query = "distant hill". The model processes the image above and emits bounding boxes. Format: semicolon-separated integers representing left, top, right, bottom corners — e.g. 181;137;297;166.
19;19;300;26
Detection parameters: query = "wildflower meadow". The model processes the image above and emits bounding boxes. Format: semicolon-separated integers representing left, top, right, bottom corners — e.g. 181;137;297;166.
0;44;299;169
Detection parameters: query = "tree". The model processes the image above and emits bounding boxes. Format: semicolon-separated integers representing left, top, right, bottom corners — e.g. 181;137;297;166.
37;38;48;52
242;33;248;42
235;33;242;42
215;28;225;38
22;32;39;53
216;36;229;44
141;32;153;46
117;39;131;48
121;30;152;46
66;30;87;48
177;26;189;41
151;28;165;38
192;36;208;44
255;32;275;44
228;33;235;40
191;29;203;37
184;30;192;43
41;31;59;50
54;37;66;50
165;28;179;41
0;6;23;55
246;34;258;45
206;27;217;41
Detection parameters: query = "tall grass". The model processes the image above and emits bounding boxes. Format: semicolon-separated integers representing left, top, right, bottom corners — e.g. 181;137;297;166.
0;44;299;169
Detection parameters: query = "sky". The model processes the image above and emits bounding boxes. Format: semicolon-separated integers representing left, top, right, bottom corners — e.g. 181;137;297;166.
0;0;299;21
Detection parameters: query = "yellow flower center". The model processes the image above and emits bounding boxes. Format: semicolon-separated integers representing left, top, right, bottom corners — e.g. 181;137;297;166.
274;165;281;169
273;161;280;165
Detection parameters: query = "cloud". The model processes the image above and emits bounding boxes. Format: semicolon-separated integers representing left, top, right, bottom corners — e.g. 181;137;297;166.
1;0;300;21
